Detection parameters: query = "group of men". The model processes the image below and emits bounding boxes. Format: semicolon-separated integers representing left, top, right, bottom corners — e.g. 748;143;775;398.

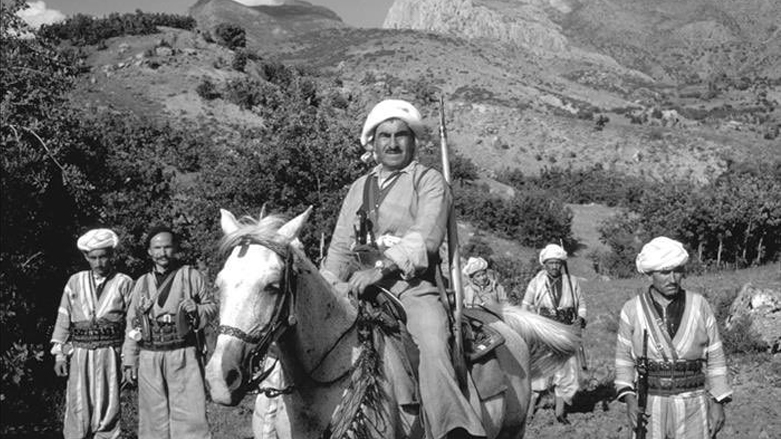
53;98;732;439
51;226;216;439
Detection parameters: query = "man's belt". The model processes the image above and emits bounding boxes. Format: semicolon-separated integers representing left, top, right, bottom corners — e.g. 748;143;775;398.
647;359;703;373
139;320;195;351
539;307;577;324
646;360;706;395
70;320;124;349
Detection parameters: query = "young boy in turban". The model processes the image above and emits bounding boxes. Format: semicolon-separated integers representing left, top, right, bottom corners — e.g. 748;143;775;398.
51;228;134;439
615;236;731;438
462;256;507;307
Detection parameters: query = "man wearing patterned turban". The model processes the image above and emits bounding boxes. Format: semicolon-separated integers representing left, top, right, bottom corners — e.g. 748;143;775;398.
51;228;134;439
522;243;587;424
615;237;731;438
462;256;507;307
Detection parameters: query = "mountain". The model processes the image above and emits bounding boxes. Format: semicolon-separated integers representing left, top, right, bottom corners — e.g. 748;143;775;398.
69;0;779;186
384;0;781;82
190;0;345;47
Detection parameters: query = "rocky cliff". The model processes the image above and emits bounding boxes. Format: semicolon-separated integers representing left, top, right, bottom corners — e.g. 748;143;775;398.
383;0;781;81
190;0;345;48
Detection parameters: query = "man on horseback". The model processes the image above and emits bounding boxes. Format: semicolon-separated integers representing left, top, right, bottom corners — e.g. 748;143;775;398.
321;99;485;439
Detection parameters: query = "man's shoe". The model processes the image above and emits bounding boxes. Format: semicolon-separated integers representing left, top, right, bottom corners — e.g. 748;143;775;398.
555;415;570;425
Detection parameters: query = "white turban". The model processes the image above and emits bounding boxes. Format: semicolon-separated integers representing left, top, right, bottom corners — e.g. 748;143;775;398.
77;228;119;252
636;236;689;274
539;243;567;265
360;99;425;147
462;257;488;277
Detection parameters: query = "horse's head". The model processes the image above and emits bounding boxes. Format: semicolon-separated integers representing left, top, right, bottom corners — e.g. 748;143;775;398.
206;207;311;405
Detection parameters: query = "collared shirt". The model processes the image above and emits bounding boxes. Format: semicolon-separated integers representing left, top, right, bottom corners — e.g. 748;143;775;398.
649;287;686;339
521;270;586;320
322;160;451;281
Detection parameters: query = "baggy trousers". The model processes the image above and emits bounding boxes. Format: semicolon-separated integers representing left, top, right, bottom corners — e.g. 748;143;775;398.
636;390;711;439
63;346;122;439
531;354;580;404
400;284;485;439
138;347;210;439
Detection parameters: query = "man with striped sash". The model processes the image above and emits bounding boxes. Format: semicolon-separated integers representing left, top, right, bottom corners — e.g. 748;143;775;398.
51;228;134;439
122;226;217;439
615;237;732;438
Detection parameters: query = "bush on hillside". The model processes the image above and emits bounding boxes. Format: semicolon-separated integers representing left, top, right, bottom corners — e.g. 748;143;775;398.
455;185;574;249
214;23;246;51
39;10;195;45
490;255;538;304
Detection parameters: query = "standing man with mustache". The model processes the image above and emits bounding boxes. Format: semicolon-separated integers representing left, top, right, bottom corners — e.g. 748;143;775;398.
615;237;732;439
122;226;217;439
51;228;133;439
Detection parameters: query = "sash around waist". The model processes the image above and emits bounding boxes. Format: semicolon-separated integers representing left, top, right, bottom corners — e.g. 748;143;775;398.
70;320;124;349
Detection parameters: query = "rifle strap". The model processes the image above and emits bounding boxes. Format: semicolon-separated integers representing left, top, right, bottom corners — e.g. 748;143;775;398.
358;166;433;241
639;291;679;362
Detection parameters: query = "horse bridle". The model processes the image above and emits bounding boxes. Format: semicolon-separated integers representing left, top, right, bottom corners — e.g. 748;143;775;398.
216;237;298;393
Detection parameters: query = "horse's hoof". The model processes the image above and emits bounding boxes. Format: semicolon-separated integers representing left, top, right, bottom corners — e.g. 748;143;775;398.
555;415;570;425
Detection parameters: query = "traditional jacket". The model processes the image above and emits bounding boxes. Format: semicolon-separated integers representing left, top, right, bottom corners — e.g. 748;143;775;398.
51;270;134;439
464;277;507;307
122;264;216;363
522;270;586;324
615;289;732;402
123;264;217;439
323;160;450;286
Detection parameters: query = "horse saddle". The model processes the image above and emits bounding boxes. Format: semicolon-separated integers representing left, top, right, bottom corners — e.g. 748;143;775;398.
369;289;507;404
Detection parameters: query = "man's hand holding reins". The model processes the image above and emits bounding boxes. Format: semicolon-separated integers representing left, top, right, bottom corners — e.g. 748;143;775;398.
348;268;384;297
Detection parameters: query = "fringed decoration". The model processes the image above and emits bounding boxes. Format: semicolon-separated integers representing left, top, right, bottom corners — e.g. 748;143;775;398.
327;302;393;439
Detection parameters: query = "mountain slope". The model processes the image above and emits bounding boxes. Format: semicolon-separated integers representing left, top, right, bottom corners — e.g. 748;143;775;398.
384;0;781;81
190;0;345;47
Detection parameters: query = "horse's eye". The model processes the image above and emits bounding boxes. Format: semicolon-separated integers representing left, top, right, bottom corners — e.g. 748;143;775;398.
264;283;281;294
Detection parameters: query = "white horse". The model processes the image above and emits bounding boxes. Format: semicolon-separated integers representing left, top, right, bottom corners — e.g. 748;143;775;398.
206;208;581;438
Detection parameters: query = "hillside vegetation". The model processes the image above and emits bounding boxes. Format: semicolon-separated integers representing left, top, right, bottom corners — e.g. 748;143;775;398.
1;2;780;437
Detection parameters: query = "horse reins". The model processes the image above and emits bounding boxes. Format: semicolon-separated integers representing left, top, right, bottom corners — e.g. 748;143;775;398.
217;237;298;395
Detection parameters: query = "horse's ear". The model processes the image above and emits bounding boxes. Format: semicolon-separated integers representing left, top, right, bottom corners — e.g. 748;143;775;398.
220;209;240;235
258;203;268;221
278;206;313;240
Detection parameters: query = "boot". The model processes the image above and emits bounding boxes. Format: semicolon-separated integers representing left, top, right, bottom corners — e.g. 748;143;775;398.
554;396;570;425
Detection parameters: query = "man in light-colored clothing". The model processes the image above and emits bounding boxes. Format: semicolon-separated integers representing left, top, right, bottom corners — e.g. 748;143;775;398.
51;228;134;439
522;243;586;424
462;256;507;308
122;226;217;439
615;237;731;438
321;99;485;439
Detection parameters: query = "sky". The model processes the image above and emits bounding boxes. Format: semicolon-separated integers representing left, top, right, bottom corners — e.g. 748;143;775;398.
25;0;395;28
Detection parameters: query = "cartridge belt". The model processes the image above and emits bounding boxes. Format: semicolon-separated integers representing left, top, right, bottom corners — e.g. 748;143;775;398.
139;321;194;351
70;320;124;349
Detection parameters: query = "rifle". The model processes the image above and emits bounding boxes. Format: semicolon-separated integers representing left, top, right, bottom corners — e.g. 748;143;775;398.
635;330;650;439
558;239;588;371
438;96;467;390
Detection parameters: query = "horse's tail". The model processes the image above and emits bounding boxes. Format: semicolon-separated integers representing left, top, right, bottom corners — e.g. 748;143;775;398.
500;304;581;380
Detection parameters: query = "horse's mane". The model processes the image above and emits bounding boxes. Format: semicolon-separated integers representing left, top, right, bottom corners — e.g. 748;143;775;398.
218;214;290;258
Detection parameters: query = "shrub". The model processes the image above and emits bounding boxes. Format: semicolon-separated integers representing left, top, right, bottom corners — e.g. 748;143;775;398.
214;23;246;50
195;78;221;100
231;50;248;72
490;255;538;304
